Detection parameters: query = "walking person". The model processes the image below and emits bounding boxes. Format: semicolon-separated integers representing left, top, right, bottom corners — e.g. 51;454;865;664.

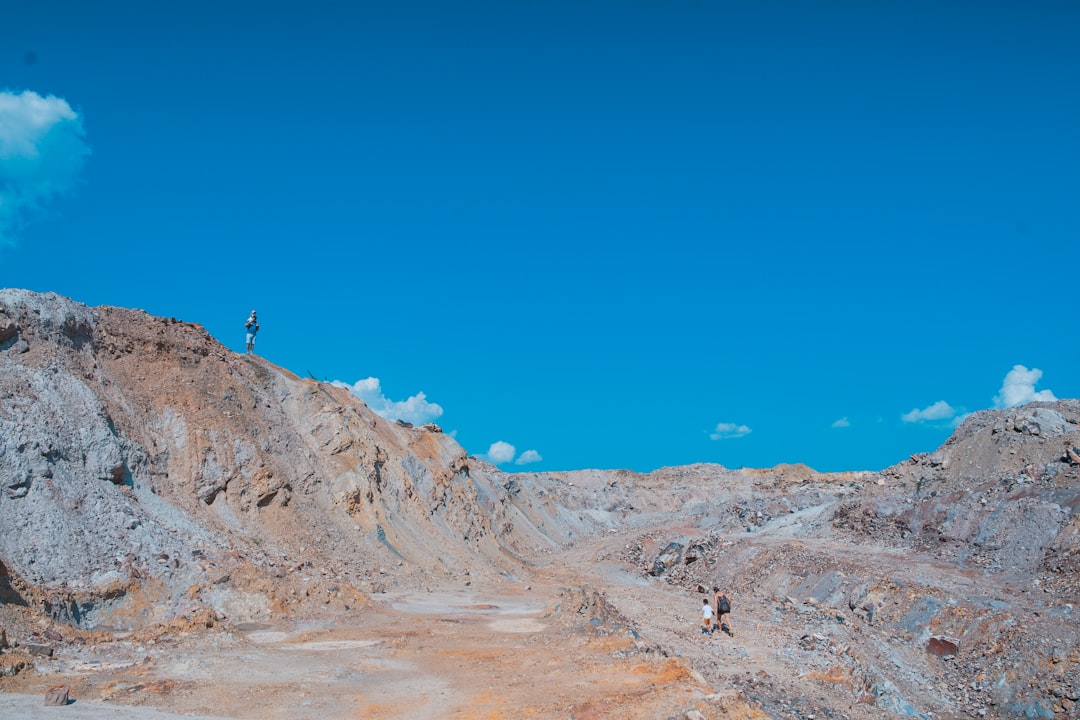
701;598;714;635
244;310;259;355
713;586;733;637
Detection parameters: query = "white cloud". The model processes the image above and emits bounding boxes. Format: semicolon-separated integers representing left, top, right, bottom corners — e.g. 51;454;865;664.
949;412;971;429
710;422;752;440
832;417;851;428
993;365;1056;408
478;442;542;466
0;90;90;247
515;449;542;465
485;441;516;464
901;400;956;424
332;377;443;425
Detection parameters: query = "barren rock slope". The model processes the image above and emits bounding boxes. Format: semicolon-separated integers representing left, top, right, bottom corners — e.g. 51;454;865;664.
0;289;513;626
1;289;1079;720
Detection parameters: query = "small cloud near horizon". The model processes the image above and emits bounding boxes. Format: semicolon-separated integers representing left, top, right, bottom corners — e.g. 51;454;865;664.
710;422;752;440
902;365;1055;429
515;449;542;465
481;441;542;466
0;89;91;248
484;441;516;464
332;377;443;425
993;365;1056;408
901;400;957;424
831;417;851;428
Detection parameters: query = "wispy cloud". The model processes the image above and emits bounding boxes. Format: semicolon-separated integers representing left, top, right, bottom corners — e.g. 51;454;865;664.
0;89;91;247
831;417;851;428
332;377;443;425
993;365;1056;408
710;422;752;440
901;400;957;424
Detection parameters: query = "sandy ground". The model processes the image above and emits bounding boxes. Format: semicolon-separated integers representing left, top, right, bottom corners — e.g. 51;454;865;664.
0;695;237;720
13;510;1041;720
0;527;781;720
5;516;1031;720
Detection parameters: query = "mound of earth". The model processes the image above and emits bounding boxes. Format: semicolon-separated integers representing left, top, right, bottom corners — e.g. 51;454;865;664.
1;289;1078;719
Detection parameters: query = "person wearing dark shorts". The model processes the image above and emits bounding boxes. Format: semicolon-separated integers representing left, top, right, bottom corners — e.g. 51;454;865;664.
713;586;733;637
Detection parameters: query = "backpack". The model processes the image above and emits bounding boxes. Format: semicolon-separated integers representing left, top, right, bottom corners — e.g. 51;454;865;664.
718;595;731;614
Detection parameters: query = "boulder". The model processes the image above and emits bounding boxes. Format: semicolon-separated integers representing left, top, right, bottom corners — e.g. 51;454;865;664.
649;542;684;577
44;684;69;706
926;636;959;658
25;643;53;658
1013;408;1069;438
1066;444;1080;466
0;314;17;344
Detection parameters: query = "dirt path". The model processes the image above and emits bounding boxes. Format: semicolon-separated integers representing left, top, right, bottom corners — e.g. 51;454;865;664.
0;569;714;720
529;522;948;720
1;519;1011;720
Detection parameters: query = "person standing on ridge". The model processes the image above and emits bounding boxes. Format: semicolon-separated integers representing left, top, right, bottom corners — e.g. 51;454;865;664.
244;310;259;355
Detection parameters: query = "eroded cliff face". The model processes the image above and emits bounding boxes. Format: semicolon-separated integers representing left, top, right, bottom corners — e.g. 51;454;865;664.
0;289;509;627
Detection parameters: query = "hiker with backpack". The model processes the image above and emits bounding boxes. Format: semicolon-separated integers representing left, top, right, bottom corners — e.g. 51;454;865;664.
244;310;259;355
713;587;733;637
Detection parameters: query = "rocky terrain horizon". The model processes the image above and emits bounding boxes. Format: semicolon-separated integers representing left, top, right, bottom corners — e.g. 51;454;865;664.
1;288;1078;720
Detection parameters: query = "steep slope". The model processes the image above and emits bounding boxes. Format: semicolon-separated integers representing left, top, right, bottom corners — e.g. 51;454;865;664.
0;289;512;629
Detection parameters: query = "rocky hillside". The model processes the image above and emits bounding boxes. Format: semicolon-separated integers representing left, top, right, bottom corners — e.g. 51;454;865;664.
2;288;1079;720
0;289;524;628
608;402;1080;718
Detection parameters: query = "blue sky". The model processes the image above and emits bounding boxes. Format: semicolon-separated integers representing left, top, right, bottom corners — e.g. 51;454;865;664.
2;0;1077;473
